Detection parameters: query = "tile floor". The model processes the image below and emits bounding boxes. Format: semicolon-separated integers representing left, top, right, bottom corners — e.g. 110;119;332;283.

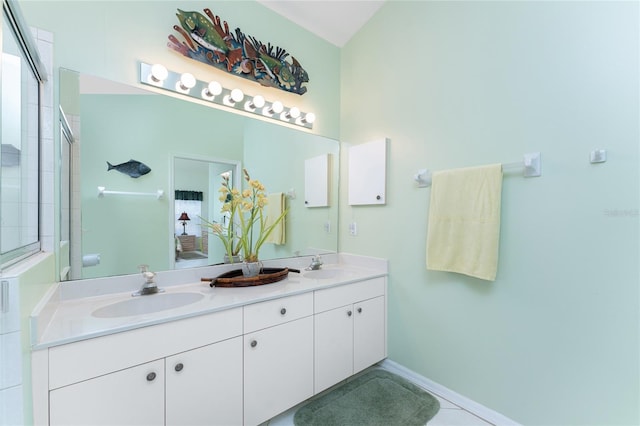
266;367;494;426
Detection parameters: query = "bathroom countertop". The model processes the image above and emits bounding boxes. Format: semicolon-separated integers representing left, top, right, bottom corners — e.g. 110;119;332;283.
31;254;387;350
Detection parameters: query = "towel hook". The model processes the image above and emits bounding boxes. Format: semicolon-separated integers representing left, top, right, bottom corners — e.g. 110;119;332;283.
414;169;432;187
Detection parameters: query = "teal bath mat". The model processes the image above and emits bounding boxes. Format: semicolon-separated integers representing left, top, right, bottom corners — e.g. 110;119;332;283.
294;369;440;426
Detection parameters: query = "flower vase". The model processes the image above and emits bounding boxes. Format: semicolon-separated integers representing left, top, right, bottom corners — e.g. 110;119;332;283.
241;261;263;277
223;254;241;264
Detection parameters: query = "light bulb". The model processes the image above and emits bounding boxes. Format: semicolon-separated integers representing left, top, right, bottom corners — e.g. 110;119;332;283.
251;95;265;108
230;88;244;103
303;112;316;124
225;88;244;106
177;72;196;92
285;107;301;120
267;101;284;115
202;81;222;100
150;64;168;83
245;95;266;111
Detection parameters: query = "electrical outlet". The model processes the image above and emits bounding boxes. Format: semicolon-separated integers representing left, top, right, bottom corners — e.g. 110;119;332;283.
324;221;331;233
349;222;357;236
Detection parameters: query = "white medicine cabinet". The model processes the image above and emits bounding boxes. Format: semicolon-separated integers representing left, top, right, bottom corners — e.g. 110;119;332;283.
348;138;388;205
304;153;330;207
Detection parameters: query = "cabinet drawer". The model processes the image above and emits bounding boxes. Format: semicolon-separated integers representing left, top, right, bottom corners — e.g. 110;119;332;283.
314;277;385;313
49;307;242;390
244;292;313;333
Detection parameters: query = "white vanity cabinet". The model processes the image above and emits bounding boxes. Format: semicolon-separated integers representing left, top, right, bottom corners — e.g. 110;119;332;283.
37;265;388;426
313;278;386;393
165;336;243;426
243;293;314;426
50;359;165;426
46;307;244;426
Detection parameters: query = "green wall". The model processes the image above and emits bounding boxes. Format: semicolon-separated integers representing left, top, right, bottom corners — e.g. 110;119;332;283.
244;119;340;260
80;93;245;277
340;2;639;425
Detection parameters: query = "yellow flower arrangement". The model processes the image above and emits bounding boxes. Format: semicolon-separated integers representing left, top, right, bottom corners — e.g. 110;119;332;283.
203;169;287;264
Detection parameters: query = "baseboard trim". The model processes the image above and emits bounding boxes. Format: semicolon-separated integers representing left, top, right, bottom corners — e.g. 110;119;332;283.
380;359;520;426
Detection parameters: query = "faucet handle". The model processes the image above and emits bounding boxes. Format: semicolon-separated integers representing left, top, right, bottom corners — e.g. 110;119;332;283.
138;264;149;273
143;271;155;283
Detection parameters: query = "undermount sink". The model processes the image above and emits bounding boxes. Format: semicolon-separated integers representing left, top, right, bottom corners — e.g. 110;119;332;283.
92;292;204;318
303;269;344;279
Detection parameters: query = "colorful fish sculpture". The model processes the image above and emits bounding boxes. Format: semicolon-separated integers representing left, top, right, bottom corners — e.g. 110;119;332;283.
168;8;309;95
107;160;151;178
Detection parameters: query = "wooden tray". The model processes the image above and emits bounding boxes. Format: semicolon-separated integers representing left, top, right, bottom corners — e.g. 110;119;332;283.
202;267;292;287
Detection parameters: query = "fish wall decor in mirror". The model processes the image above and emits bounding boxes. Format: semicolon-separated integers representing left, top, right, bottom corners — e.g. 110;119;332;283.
107;159;152;178
169;8;310;95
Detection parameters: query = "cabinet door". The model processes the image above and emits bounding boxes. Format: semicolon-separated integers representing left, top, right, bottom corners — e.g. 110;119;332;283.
0;385;22;426
166;337;242;426
0;331;21;389
50;359;164;426
353;296;386;373
314;305;354;393
244;316;314;426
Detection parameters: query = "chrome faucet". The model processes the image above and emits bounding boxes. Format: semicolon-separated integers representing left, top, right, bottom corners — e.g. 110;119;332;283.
306;255;323;271
133;264;164;296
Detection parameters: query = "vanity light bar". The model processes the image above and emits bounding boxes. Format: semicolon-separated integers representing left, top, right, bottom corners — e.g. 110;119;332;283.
139;62;315;129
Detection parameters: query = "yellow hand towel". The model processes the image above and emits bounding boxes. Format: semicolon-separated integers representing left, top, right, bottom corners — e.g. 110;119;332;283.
426;164;502;281
265;192;286;245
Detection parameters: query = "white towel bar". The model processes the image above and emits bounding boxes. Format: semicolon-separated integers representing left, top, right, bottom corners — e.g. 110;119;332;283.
98;186;165;199
415;152;541;188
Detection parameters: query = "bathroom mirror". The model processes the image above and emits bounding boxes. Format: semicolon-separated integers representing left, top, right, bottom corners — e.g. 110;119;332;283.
60;69;339;280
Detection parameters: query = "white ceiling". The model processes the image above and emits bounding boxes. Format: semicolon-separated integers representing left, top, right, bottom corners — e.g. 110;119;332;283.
256;0;385;47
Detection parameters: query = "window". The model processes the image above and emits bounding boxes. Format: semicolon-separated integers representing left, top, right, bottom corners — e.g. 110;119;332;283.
0;2;45;267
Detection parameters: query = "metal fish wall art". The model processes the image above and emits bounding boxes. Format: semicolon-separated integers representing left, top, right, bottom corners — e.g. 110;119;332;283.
107;159;151;178
168;8;309;95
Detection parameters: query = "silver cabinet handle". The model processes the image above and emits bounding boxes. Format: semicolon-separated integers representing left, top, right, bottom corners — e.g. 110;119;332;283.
280;308;287;315
146;372;157;381
1;281;9;314
357;307;362;314
347;310;352;317
250;340;258;348
175;363;184;372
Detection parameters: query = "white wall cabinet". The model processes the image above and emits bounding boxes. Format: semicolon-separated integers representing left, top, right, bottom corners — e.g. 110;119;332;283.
348;139;388;205
304;154;330;207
